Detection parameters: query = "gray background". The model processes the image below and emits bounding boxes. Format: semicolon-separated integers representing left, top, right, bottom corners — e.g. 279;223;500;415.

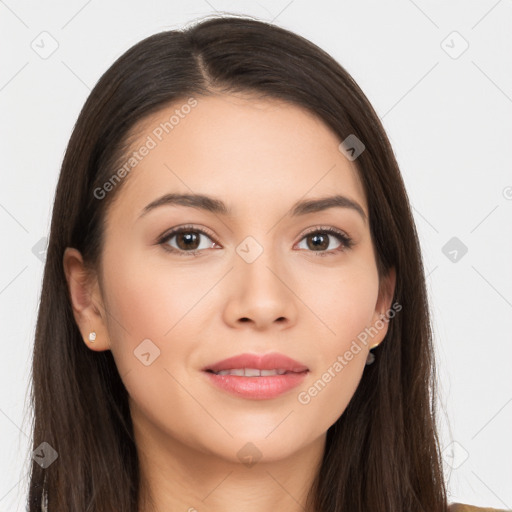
1;0;511;510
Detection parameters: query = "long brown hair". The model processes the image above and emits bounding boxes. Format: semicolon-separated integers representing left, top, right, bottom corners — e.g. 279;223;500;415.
26;14;448;512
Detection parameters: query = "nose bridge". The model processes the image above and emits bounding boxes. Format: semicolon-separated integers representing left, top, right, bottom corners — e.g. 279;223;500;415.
235;230;283;287
230;228;295;313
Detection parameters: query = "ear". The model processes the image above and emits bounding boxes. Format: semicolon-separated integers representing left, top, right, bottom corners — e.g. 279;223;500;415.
369;266;397;349
63;247;111;352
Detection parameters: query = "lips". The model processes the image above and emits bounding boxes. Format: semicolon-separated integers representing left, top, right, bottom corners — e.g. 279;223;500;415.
202;352;309;374
201;352;309;400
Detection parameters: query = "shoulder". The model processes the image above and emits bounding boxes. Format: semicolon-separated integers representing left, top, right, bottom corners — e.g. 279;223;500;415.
449;503;511;512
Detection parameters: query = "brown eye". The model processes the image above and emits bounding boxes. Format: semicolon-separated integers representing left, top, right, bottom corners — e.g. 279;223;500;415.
158;226;218;256
174;231;201;251
297;227;354;256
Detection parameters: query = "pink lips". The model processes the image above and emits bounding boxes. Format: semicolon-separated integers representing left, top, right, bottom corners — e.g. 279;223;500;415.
202;352;309;400
203;352;309;373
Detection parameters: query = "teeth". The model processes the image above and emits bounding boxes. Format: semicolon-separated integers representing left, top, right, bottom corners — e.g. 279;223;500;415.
213;368;288;376
218;369;245;376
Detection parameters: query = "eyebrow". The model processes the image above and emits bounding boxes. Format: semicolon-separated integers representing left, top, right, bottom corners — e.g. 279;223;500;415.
138;193;367;223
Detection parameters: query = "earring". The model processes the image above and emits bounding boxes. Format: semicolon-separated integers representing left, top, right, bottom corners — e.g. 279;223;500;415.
365;342;380;365
88;331;96;342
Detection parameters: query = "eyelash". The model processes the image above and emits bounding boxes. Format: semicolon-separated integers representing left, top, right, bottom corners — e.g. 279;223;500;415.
157;224;354;257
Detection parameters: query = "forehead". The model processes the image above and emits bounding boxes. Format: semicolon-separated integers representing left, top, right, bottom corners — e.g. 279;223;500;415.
106;93;368;224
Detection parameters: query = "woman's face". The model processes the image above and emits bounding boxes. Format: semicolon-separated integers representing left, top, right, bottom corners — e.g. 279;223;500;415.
65;93;395;465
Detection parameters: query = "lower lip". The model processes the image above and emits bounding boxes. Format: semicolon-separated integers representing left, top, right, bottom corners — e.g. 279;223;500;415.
202;370;308;400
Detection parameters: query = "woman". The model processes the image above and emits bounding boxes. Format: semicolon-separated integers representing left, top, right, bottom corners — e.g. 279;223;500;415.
27;14;506;512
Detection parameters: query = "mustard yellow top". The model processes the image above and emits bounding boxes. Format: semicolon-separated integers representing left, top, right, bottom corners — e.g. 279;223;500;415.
449;502;512;512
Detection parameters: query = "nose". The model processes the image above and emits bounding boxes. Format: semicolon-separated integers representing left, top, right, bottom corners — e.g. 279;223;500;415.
222;243;299;331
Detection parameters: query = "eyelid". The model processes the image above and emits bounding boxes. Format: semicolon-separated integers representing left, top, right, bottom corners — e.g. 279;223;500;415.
157;224;219;245
300;224;350;239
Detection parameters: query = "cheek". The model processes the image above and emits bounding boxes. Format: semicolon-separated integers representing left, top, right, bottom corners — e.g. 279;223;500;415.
100;250;207;425
99;249;182;382
303;259;379;345
102;247;210;342
100;246;220;399
292;263;378;428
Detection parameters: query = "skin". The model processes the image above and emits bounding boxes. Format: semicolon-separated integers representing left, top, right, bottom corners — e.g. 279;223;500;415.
64;93;396;512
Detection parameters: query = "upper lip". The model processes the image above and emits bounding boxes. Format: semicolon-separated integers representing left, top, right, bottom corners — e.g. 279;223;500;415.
203;352;309;373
